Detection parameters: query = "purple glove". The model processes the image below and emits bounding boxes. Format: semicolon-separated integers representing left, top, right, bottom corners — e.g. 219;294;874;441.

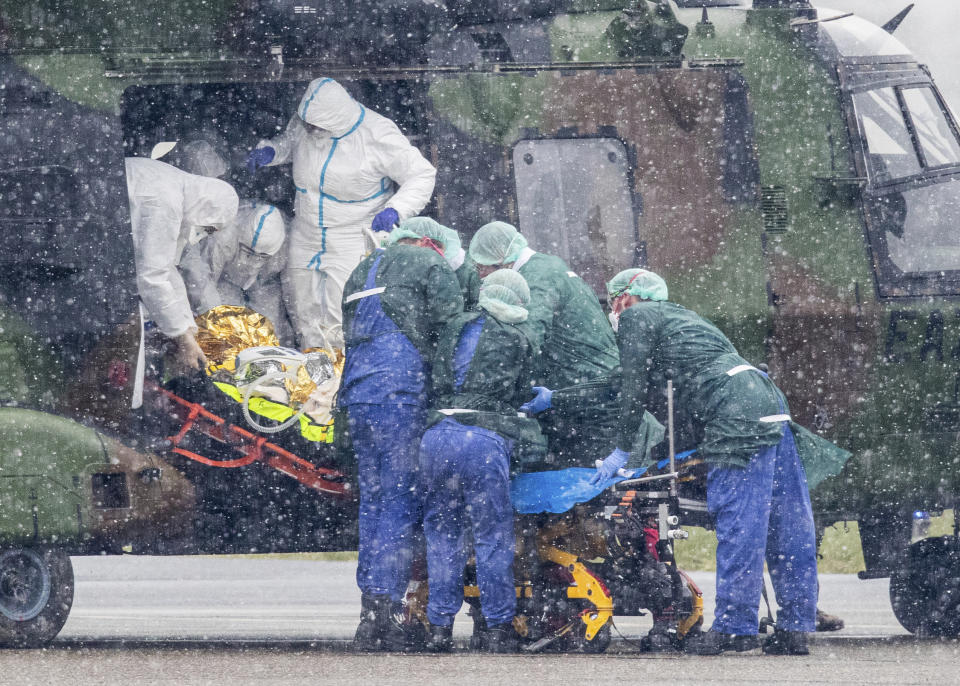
519;386;553;415
371;207;399;233
246;146;275;173
589;448;631;485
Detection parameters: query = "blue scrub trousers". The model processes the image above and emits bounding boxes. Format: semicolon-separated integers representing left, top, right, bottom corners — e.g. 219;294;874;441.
420;419;516;628
707;426;818;635
348;402;427;602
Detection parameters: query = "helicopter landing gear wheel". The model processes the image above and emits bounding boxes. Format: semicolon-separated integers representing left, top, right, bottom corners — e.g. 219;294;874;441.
889;536;960;638
0;547;73;648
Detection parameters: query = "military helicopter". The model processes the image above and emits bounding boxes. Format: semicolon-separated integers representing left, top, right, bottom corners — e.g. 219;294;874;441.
1;0;959;646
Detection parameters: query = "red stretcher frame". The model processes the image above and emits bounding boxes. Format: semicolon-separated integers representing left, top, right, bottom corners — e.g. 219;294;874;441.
147;382;352;498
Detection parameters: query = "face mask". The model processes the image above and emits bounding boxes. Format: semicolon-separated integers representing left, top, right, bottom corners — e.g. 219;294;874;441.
224;244;269;290
446;248;466;271
303;121;331;139
608;310;620;333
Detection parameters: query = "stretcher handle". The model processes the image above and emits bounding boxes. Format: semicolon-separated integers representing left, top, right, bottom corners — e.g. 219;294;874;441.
667;379;677;498
613;471;680;487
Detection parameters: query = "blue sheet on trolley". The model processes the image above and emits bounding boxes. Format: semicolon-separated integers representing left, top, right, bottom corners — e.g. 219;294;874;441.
510;468;626;514
510;450;697;514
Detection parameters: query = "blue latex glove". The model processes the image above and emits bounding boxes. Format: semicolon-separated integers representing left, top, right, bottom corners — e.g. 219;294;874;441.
519;386;553;415
589;448;631;485
371;207;399;233
246;146;275;173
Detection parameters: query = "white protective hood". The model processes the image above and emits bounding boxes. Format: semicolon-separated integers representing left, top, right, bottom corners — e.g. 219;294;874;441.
297;78;364;136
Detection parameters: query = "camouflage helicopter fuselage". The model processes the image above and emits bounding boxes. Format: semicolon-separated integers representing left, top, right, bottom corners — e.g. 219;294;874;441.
3;0;959;580
419;2;960;565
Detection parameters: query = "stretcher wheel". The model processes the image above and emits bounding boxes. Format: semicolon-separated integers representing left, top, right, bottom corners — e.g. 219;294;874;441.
889;536;960;637
568;623;611;654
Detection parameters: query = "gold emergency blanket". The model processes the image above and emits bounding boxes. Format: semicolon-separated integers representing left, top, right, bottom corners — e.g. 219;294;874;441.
194;305;342;443
196;305;279;373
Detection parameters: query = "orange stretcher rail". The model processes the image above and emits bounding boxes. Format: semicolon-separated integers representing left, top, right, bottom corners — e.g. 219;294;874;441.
147;382;352;498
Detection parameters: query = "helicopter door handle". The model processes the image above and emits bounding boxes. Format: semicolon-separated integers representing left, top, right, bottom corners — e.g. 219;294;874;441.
766;281;783;308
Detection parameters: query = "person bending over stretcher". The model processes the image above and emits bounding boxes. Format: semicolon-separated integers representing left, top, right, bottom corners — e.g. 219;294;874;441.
338;224;463;651
521;268;850;656
419;269;545;653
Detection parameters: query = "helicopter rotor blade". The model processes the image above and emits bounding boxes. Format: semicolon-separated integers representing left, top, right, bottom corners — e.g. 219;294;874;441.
881;3;914;34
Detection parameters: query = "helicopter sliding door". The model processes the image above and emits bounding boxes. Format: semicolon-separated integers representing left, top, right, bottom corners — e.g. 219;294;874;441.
427;63;764;350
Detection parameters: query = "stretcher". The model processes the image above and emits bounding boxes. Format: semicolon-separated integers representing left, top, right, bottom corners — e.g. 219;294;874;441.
148;373;708;652
147;381;351;498
459;381;709;653
457;449;708;653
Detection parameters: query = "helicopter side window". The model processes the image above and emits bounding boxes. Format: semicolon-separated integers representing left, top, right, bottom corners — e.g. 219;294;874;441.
853;88;921;183
511;137;637;297
901;87;960;169
0;166;78;220
0;166;83;271
866;178;960;297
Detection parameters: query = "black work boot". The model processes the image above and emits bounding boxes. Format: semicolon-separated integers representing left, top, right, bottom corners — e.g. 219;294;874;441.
483;622;519;653
683;629;760;655
354;593;389;651
640;622;678;653
425;624;454;653
815;608;844;632
379;601;422;652
762;628;810;655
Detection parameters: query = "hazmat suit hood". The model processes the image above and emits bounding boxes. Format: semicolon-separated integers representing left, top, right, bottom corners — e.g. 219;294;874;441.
220;202;286;291
182;176;240;232
240;203;286;256
180;139;228;178
297;78;364;137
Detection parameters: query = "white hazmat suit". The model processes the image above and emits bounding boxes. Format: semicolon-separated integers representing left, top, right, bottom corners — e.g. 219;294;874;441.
125;157;239;369
254;77;436;349
180;200;294;344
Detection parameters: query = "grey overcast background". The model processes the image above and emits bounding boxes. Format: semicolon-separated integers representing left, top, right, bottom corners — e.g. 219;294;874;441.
815;0;960;114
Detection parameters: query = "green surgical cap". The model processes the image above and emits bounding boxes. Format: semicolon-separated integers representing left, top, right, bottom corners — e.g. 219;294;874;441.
387;216;457;252
606;268;669;301
440;226;467;269
478;269;530;324
468;221;529;266
386;216;436;245
440;226;463;257
385;225;422;244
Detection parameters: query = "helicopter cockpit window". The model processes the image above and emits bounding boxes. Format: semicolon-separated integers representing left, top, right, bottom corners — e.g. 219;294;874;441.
854;86;960;185
854;88;921;183
511;138;637;296
900;87;960;169
867;178;960;296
